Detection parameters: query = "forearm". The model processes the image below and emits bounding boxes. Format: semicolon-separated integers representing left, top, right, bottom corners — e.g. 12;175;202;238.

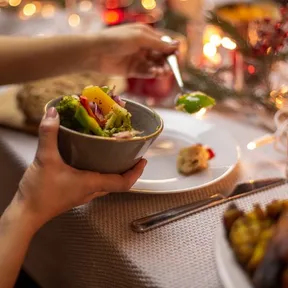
0;195;39;288
0;35;97;85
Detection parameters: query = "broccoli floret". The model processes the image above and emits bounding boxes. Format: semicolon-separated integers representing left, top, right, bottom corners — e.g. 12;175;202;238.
56;96;80;129
104;105;132;132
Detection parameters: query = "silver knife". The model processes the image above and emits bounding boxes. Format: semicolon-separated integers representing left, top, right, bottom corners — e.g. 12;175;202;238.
131;177;286;233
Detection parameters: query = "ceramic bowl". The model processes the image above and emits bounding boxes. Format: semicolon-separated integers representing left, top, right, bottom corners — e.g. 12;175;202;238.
45;97;163;174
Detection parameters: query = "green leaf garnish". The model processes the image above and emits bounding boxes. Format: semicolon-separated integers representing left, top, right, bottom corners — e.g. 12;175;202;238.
176;92;216;114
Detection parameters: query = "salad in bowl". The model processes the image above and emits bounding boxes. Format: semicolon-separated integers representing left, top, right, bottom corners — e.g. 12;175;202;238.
56;85;141;139
46;85;163;174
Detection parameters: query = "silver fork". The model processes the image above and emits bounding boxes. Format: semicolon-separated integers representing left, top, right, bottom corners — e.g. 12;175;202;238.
131;178;286;233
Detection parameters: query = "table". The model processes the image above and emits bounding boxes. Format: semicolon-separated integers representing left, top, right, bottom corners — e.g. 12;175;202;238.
0;107;285;288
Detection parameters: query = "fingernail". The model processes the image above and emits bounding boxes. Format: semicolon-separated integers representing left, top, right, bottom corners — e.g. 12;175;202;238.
45;107;57;119
143;159;148;167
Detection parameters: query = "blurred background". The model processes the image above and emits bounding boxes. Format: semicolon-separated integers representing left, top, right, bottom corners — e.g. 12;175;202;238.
1;0;288;128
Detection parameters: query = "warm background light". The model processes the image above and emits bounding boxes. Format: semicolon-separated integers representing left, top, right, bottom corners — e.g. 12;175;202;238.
103;9;123;25
221;37;237;50
23;3;36;16
41;3;55;18
79;0;92;12
141;0;156;10
203;42;217;58
32;1;41;12
8;0;21;7
68;13;80;27
210;34;222;47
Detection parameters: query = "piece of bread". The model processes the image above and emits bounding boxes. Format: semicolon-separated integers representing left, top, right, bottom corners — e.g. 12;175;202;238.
177;144;209;175
16;71;108;124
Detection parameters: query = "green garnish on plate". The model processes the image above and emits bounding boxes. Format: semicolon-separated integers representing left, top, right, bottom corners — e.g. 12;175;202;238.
175;91;216;114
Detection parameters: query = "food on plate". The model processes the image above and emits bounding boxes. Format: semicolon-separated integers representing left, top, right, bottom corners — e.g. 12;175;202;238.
56;85;141;139
175;91;216;114
223;200;288;288
16;72;124;124
177;144;215;175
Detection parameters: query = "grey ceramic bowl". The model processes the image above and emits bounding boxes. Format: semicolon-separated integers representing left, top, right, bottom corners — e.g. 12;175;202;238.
45;97;163;174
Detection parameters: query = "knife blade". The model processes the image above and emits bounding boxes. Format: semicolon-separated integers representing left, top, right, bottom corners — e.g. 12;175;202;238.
131;177;286;233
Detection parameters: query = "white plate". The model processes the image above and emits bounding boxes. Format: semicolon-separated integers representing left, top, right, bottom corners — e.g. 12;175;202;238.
215;225;253;288
131;108;240;194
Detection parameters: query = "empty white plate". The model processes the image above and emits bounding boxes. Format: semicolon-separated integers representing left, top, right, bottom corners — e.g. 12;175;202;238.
131;108;239;194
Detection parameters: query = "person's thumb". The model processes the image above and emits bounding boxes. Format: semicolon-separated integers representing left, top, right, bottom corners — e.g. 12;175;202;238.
36;107;60;162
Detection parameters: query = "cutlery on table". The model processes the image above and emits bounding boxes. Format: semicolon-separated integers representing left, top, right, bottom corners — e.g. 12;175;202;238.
131;177;286;233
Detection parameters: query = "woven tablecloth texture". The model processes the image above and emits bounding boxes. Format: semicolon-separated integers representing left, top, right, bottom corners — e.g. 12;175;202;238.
0;107;286;288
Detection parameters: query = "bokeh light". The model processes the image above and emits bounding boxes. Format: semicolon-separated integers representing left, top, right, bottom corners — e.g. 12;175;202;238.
221;37;237;50
41;4;55;18
23;3;36;16
203;43;217;58
8;0;21;7
141;0;156;10
68;13;80;27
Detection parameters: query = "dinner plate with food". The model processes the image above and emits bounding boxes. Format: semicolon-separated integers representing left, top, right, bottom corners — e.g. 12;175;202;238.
43;84;239;194
44;84;238;194
216;200;288;288
131;108;239;193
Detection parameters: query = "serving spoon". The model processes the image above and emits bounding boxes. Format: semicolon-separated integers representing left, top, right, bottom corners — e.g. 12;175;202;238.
161;35;215;113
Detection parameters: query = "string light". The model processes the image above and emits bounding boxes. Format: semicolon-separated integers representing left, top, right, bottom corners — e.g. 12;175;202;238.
203;43;217;58
221;37;237;50
8;0;21;7
210;34;222;47
141;0;156;10
23;3;36;16
68;13;80;27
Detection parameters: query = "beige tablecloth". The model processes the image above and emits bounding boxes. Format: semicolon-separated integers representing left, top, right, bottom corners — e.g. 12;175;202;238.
0;102;286;288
